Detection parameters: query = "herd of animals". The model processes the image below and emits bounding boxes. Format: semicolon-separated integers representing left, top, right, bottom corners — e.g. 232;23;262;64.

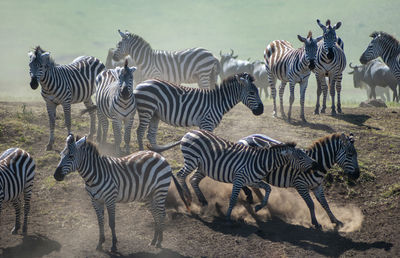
0;18;399;252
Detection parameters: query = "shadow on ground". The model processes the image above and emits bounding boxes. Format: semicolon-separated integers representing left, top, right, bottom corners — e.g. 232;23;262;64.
0;234;61;258
333;113;380;130
106;248;188;258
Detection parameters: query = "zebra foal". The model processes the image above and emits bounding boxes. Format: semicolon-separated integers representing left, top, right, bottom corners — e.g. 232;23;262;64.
149;130;318;221
264;31;322;122
113;30;220;89
28;46;105;150
134;73;264;150
239;133;360;229
0;148;35;235
54;135;188;251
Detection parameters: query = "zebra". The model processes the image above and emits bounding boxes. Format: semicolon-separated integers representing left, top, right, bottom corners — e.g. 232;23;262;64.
82;60;137;155
113;30;220;89
360;31;400;85
238;133;360;229
313;19;347;115
264;31;322;122
53;135;189;251
0;148;35;235
28;46;105;150
149;129;318;221
134;72;264;150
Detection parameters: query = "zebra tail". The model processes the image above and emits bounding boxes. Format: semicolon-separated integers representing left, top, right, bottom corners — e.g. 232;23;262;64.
80;105;98;115
171;173;191;212
146;140;181;153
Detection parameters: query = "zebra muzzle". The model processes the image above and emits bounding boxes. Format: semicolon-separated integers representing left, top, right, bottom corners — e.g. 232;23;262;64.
309;61;316;70
327;48;334;59
30;77;39;90
252;103;264;116
54;167;65;181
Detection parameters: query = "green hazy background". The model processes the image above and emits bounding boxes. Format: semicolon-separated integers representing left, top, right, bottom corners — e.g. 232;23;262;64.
0;0;398;103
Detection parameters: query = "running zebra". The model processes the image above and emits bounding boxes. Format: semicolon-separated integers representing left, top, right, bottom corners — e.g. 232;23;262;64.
149;130;318;220
113;30;220;89
360;31;400;84
238;133;360;229
313;19;347;115
0;148;35;235
134;73;264;150
54;135;188;251
83;60;137;155
264;31;322;122
28;46;105;150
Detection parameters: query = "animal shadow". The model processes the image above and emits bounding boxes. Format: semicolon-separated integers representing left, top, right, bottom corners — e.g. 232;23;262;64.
333;113;380;130
0;234;61;258
107;247;188;258
289;119;335;133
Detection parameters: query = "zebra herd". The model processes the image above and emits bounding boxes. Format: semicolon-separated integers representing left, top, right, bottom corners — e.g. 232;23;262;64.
4;17;400;252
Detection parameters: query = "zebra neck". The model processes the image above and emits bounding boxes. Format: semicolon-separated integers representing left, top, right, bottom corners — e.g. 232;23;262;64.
40;66;60;92
214;82;241;114
128;39;154;74
256;148;286;173
306;140;338;173
381;45;400;64
77;147;110;186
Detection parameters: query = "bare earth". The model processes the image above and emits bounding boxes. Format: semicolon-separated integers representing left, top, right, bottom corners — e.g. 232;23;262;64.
0;101;399;257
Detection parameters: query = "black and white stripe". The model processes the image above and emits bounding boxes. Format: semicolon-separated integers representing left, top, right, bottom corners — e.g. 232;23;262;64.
0;148;35;235
313;19;347;115
134;73;264;150
264;32;322;122
54;135;188;251
360;31;400;84
113;30;220;89
150;130;318;220
28;46;105;150
93;61;137;155
238;133;360;229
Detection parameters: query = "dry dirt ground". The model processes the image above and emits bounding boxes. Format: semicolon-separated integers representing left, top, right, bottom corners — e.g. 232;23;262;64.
0;101;399;257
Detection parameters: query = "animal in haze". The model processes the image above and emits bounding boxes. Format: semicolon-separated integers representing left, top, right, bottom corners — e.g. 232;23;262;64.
0;148;35;235
349;60;399;102
53;135;189;251
313;19;346;115
238;133;360;229
252;60;270;99
219;49;254;80
28;46;105;150
264;31;322;122
83;60;137;155
360;31;400;86
113;30;220;89
133;73;264;150
149;129;318;221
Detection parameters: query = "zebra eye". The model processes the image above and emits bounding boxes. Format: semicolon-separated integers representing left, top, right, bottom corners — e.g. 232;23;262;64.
68;155;74;159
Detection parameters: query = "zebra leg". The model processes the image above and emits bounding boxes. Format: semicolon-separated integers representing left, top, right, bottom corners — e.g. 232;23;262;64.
268;75;277;117
11;198;22;234
314;76;323;115
45;101;57;150
84;99;97;140
241;186;254;204
147;115;160;147
22;184;33;235
313;185;343;228
97;111;109;144
321;79;328;114
299;81;308;122
111;119;123;155
148;193;167;248
295;184;321;230
287;82;295;122
329;76;337;115
248;181;271;212
176;165;196;204
62;102;72;136
279;82;287;119
106;201;118;252
335;74;343;113
190;171;208;206
137;114;151;150
91;199;106;251
226;177;245;220
123;115;134;154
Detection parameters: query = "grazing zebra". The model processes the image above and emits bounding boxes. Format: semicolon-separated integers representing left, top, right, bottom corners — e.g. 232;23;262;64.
238;133;360;229
0;148;35;235
28;46;105;150
264;31;322;122
113;30;220;89
83;60;137;155
149;130;318;220
54;135;188;251
360;31;400;85
313;19;347;115
134;73;264;150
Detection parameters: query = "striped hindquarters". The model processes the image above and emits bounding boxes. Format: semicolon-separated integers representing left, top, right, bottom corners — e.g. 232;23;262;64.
264;40;296;80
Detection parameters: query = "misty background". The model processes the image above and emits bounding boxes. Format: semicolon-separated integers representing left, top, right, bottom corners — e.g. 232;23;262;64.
0;0;398;103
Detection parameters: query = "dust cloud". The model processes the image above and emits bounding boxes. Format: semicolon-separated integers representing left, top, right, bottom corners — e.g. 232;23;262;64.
167;177;363;233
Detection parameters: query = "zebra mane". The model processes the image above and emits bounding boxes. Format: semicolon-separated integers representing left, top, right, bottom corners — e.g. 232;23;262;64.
127;33;152;50
370;31;400;48
82;138;102;157
269;142;297;150
309;133;341;150
32;45;56;66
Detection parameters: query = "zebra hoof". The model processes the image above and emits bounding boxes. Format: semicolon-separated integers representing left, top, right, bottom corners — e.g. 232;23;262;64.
246;196;254;205
334;220;344;230
255;205;263;213
11;227;19;235
199;200;208;207
313;223;322;230
314;110;320;115
110;245;117;253
320;108;326;114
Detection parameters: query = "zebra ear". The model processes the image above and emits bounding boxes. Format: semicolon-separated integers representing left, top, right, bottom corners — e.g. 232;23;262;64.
129;66;137;74
317;19;326;30
41;52;51;64
118;29;127;39
76;136;86;148
297;35;306;43
315;36;323;43
333;22;342;30
28;51;34;59
67;134;75;145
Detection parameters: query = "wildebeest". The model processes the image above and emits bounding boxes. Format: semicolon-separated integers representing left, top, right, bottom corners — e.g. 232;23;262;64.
252;60;270;99
348;59;399;102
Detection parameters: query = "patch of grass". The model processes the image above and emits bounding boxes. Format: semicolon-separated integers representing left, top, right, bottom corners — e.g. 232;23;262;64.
360;169;376;182
381;183;400;198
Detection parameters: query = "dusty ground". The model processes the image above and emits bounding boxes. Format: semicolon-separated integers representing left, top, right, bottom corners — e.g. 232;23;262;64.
0;101;399;257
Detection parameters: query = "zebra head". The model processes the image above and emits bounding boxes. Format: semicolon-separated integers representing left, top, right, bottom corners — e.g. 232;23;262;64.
236;73;264;116
336;133;360;180
317;19;342;59
28;46;52;90
298;31;323;70
273;143;319;172
114;29;132;62
54;135;86;181
360;32;387;64
117;60;137;100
